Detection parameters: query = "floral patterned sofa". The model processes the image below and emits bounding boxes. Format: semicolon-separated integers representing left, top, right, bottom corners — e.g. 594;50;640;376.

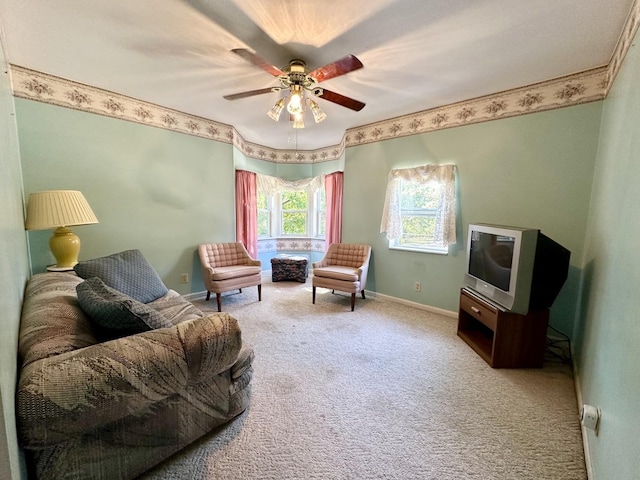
16;250;254;479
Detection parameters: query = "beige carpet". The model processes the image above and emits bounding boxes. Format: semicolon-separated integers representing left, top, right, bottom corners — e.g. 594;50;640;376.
141;278;586;480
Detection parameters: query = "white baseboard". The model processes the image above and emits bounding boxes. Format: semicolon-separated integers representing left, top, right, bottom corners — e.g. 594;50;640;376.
184;291;207;301
572;358;594;480
367;291;458;318
184;284;457;319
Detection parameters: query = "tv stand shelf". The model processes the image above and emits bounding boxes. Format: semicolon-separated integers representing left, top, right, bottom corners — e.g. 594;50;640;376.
457;288;549;368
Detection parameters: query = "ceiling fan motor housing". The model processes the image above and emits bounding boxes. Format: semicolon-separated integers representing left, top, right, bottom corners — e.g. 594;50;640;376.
287;59;306;72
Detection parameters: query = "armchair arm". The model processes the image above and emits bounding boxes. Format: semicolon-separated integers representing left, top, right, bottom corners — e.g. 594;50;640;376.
17;313;242;447
202;265;216;276
312;259;328;269
357;257;371;289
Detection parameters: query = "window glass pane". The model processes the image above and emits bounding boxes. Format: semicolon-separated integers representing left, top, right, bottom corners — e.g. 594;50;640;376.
400;215;436;245
257;191;270;236
318;189;326;210
281;191;307;235
400;181;439;209
282;212;306;234
258;211;270;236
318;211;326;236
282;190;307;209
257;191;268;209
317;189;326;236
397;180;442;250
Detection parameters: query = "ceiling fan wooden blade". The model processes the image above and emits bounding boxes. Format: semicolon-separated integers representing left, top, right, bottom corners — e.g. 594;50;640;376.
317;89;365;111
223;87;278;100
308;55;363;83
231;48;285;77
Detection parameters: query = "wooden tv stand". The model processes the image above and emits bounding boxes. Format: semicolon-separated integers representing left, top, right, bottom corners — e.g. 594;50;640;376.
457;288;549;368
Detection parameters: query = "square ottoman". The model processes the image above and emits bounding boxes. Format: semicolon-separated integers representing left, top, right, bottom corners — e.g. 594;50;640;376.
271;255;308;283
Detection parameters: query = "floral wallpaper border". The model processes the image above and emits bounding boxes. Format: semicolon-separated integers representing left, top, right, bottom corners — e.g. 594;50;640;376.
606;0;640;92
344;67;608;148
11;65;235;145
10;64;344;164
10;63;604;163
9;0;638;164
258;238;326;254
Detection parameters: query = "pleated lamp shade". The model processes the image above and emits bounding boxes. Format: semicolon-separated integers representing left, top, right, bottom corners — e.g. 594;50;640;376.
25;190;99;269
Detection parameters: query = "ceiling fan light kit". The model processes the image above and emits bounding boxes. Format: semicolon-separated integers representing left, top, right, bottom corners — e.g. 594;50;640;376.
310;100;327;123
292;114;305;129
267;98;285;121
225;48;365;130
286;85;304;115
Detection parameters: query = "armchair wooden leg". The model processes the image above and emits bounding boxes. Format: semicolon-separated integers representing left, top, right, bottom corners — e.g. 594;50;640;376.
351;293;356;311
258;284;262;301
206;291;211;301
361;290;366;299
312;286;316;304
216;293;222;312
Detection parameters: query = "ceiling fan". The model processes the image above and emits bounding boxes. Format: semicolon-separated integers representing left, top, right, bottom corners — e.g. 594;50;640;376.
223;48;365;128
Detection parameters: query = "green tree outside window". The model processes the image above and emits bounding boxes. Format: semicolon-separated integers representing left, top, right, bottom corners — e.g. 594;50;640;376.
281;190;307;235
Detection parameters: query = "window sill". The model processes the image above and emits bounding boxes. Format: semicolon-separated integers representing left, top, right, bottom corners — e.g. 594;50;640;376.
258;236;324;241
389;245;449;255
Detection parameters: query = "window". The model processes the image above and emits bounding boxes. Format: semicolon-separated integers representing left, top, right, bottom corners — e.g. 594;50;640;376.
380;164;456;254
281;190;307;235
395;179;444;251
257;190;271;237
256;174;325;238
316;188;326;237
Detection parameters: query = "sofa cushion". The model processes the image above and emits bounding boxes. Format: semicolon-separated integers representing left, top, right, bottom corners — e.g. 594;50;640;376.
211;265;262;281
312;265;360;282
74;249;168;303
76;277;172;334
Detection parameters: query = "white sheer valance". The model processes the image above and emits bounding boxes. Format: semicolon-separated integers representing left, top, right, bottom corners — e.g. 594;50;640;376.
256;173;324;195
380;164;457;247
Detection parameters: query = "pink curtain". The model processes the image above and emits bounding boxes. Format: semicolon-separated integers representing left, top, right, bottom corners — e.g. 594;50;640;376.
325;171;343;248
235;170;258;258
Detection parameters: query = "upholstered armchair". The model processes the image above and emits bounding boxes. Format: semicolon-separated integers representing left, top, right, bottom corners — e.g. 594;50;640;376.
198;243;262;312
312;243;372;311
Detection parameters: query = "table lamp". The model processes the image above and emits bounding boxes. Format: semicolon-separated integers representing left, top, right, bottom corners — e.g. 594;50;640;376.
25;190;99;270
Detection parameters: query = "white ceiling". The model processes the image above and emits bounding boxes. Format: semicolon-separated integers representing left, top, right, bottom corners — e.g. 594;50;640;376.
0;0;635;150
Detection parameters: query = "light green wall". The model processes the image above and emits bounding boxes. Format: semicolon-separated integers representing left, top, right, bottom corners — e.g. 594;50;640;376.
343;102;602;337
0;33;29;480
17;99;235;295
574;32;640;480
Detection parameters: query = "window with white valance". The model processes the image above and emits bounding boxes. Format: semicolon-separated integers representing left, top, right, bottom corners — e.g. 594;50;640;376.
256;173;325;238
380;164;457;254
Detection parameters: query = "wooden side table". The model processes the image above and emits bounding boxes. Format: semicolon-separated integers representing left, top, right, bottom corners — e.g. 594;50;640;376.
46;265;75;272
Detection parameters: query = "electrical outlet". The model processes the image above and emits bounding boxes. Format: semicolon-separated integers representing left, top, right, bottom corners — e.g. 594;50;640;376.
414;281;421;292
580;404;601;434
180;273;189;283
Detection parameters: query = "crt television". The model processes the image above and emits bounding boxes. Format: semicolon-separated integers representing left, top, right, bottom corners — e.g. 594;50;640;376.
463;223;570;314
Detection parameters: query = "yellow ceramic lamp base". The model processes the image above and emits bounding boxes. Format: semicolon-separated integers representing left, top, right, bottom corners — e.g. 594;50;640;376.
49;226;81;268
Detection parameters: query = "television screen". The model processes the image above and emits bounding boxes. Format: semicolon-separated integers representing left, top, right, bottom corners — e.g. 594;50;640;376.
468;231;515;292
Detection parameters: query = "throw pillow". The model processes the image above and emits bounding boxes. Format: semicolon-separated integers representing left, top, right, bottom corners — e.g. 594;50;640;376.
76;277;172;333
74;249;168;303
